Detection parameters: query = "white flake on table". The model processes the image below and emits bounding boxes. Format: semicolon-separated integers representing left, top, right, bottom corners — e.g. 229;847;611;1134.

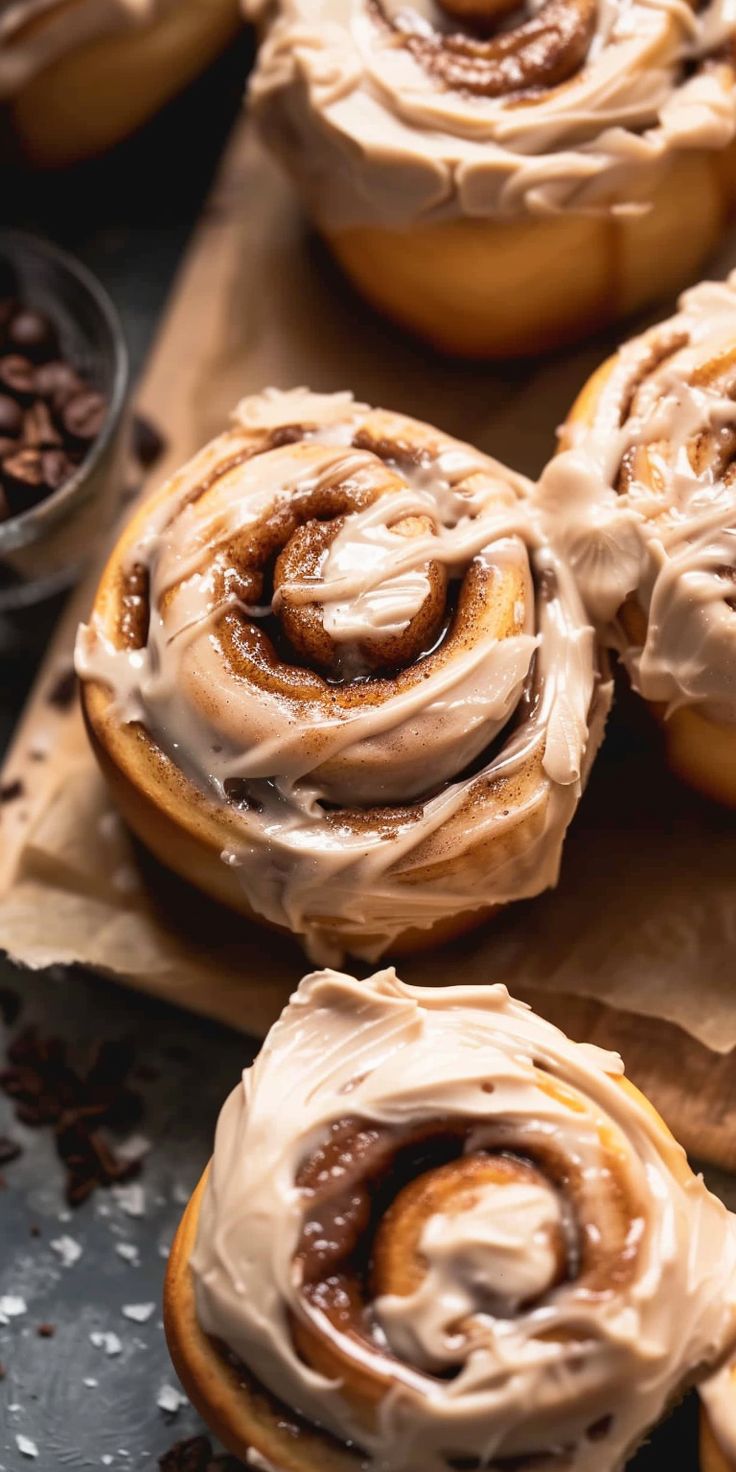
51;1234;82;1267
115;1242;139;1265
90;1330;122;1356
121;1302;155;1323
113;1183;145;1217
0;1295;27;1322
15;1437;38;1460
156;1383;187;1414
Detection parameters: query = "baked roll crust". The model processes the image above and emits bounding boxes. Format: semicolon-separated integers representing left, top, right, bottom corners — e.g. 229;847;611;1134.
1;0;242;166
165;966;736;1471
76;388;608;962
544;273;736;807
245;0;736;355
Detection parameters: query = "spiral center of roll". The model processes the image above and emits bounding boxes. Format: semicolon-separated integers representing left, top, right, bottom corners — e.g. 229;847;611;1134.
373;1154;565;1367
274;510;448;674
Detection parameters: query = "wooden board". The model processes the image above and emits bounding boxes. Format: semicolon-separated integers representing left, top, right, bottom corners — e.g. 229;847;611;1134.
3;111;736;1171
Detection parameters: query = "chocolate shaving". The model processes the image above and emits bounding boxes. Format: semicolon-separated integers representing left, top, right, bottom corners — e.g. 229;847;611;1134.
0;778;24;804
158;1436;246;1471
0;1026;145;1206
46;667;77;711
133;413;167;469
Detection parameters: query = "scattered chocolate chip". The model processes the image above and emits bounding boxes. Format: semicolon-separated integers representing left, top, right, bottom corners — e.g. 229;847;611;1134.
0;986;21;1027
23;400;61;449
62;389;107;445
46;666;77;710
36;1322;55;1338
7;308;58;362
587;1415;613;1441
0;1024;144;1206
0;354;36;403
0;1135;22;1164
158;1436;214;1472
29;1223;41;1237
0;1361;5;1380
0;778;25;804
0;392;22;437
133;413;166;469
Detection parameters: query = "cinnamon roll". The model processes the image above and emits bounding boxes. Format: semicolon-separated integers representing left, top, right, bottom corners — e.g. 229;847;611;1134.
76;389;609;963
244;0;736;357
0;0;241;167
542;272;736;807
165;966;736;1472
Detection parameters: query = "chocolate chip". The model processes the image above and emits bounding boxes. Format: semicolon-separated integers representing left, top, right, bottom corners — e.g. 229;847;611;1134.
0;355;36;403
0;1136;22;1164
0;779;24;804
133;413;166;469
0;1022;145;1206
7;308;58;362
158;1437;215;1472
0;393;22;437
35;359;83;409
23;400;62;449
0;1361;6;1380
37;1323;56;1338
62;389;107;445
46;667;77;710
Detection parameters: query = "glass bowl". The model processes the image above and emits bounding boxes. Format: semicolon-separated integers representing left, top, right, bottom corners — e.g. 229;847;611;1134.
0;229;129;612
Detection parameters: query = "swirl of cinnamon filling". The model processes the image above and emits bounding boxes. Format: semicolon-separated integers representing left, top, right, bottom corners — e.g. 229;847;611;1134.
76;389;608;963
244;0;736;228
185;967;736;1472
539;272;736;728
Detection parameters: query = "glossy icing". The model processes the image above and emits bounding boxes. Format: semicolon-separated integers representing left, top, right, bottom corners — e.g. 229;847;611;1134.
76;388;608;962
192;967;736;1472
243;0;736;227
538;273;736;724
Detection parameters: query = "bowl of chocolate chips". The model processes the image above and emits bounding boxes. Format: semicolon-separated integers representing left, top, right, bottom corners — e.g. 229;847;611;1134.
0;230;128;610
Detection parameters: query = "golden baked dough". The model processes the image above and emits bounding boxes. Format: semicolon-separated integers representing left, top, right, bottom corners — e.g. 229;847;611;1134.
246;0;736;356
165;966;736;1471
546;273;736;807
76;388;608;962
3;0;242;166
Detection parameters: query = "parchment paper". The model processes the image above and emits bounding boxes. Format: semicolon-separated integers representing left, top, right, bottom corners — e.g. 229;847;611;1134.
2;116;736;1164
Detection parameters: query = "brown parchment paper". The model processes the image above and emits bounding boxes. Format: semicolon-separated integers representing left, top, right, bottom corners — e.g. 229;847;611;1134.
2;115;736;1166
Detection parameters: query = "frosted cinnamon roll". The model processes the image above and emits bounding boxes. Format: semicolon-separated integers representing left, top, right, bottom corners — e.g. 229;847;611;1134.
542;272;736;807
244;0;736;357
76;388;609;963
0;0;242;166
165;966;736;1472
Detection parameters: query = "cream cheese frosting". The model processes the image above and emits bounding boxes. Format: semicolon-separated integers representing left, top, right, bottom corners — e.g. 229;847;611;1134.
76;388;609;963
191;966;736;1472
537;272;736;725
243;0;736;228
0;0;175;97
